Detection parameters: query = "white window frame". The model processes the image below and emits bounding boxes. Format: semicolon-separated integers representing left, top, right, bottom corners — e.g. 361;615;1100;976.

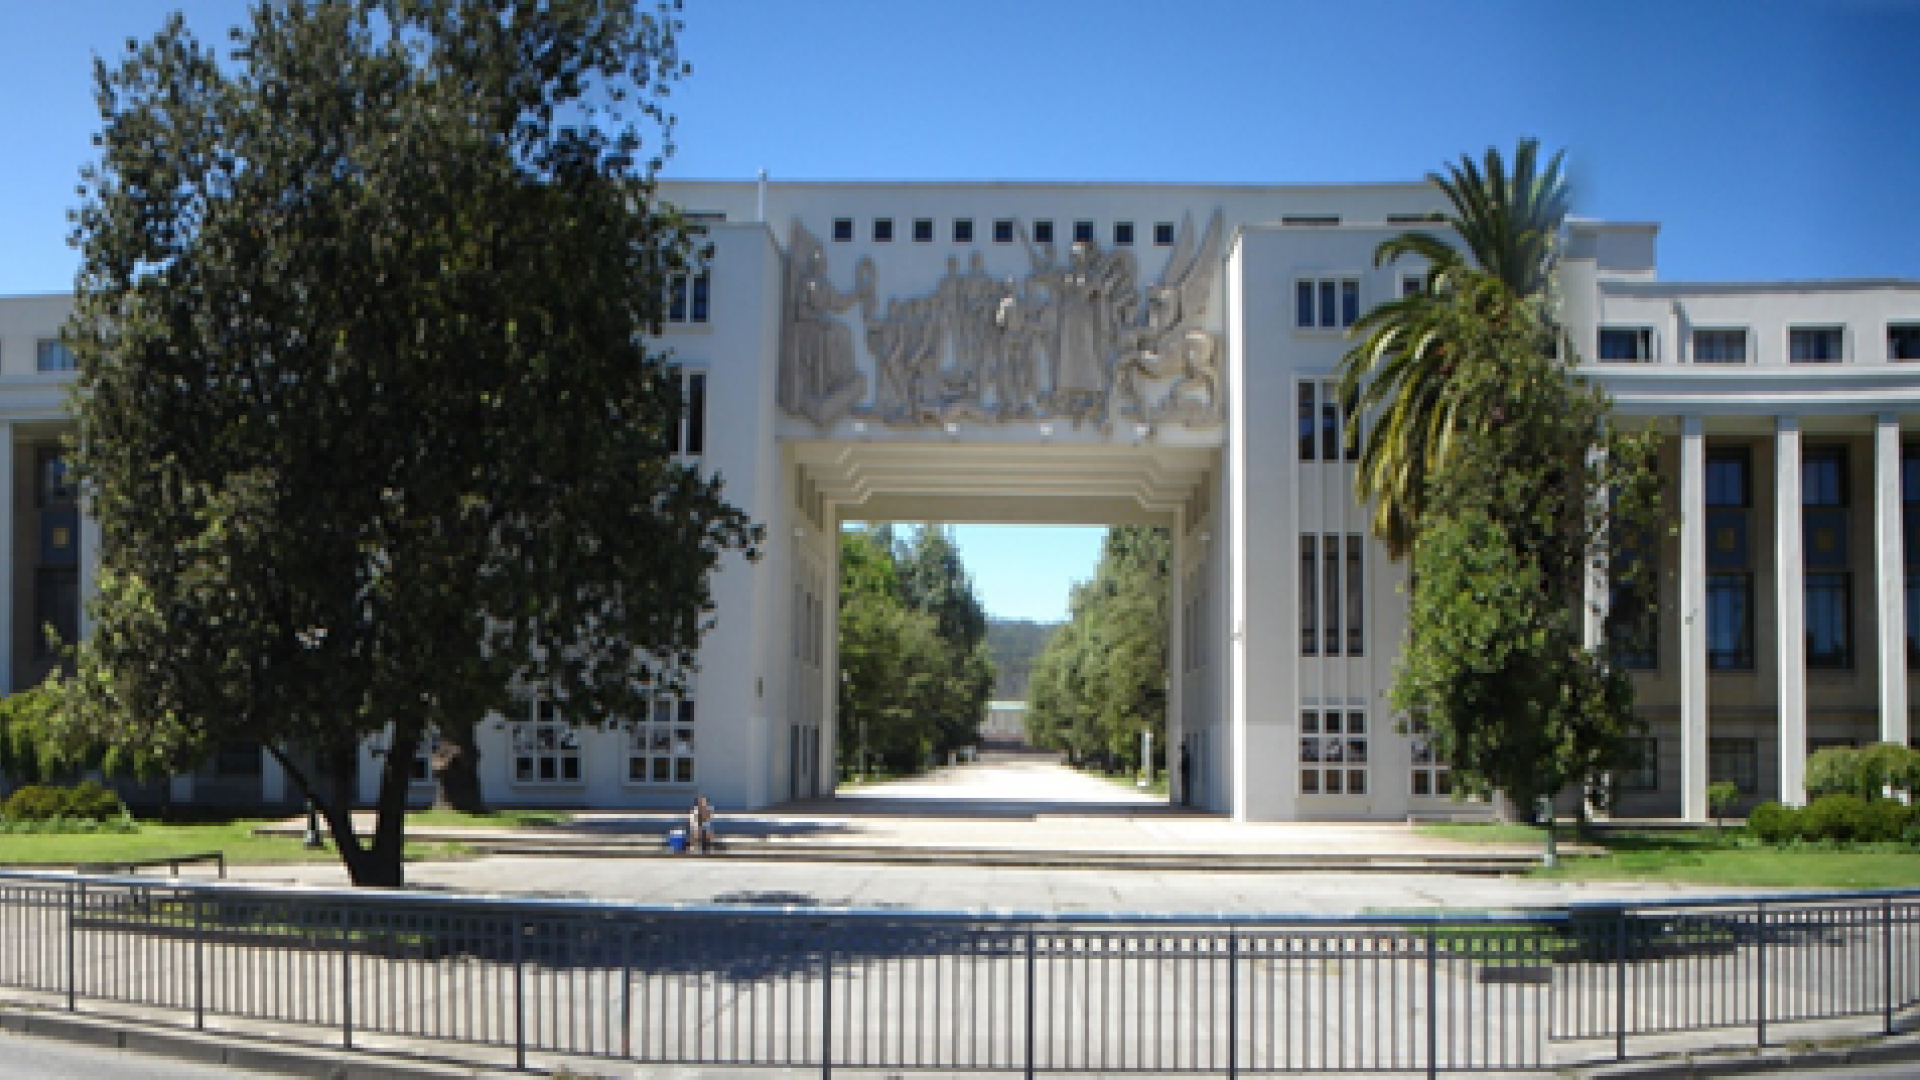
671;366;707;457
1294;278;1360;330
1299;709;1368;796
627;692;698;786
1408;719;1452;798
510;699;583;785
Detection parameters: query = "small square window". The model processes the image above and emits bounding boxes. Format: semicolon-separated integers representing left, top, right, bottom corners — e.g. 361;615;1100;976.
1153;222;1175;246
831;218;853;242
1072;220;1094;243
1401;275;1424;298
952;218;973;243
872;218;893;243
1033;220;1055;245
992;219;1015;244
36;340;75;372
1113;222;1134;246
912;218;933;242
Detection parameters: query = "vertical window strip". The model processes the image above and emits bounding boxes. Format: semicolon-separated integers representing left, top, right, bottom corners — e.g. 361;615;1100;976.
1345;534;1364;656
1300;535;1319;656
1322;533;1341;656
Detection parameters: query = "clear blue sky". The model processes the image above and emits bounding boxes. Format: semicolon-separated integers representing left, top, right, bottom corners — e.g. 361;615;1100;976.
2;1;1915;622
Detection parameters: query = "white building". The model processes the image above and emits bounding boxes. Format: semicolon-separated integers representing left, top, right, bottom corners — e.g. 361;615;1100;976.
3;177;1916;821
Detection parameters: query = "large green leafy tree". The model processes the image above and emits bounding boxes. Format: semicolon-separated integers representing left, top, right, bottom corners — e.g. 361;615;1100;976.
836;527;992;773
1387;273;1662;818
1338;139;1571;558
1027;526;1169;772
62;0;758;886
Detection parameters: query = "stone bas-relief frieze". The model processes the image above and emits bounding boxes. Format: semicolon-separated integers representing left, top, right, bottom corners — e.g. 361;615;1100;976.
778;212;1225;430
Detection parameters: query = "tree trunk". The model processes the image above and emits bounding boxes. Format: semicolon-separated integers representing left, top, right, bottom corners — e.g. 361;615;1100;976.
431;716;487;815
335;723;423;888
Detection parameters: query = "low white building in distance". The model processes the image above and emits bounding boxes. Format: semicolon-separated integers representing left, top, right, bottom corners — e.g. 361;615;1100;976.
2;176;1915;822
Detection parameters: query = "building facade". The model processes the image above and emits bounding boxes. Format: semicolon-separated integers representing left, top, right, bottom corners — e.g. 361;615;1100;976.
2;178;1915;820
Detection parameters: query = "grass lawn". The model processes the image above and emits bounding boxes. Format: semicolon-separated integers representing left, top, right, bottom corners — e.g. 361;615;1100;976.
0;820;467;867
1421;823;1920;889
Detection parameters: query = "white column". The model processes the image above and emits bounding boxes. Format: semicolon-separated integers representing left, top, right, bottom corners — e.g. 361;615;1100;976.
1775;417;1807;806
0;428;12;695
1874;414;1910;747
1679;417;1710;822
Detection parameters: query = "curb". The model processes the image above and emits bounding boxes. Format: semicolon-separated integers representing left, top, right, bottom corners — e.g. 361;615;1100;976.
1573;1032;1920;1077
0;1006;508;1078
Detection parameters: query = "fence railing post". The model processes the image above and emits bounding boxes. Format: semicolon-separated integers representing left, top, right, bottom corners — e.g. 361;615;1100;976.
1885;898;1896;1036
1615;907;1629;1062
1425;924;1438;1080
1226;928;1238;1080
1023;926;1036;1080
820;923;833;1080
1755;903;1768;1050
513;915;527;1071
192;890;204;1031
65;880;78;1012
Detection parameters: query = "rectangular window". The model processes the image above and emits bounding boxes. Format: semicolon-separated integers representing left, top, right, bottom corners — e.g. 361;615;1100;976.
1300;710;1367;795
1300;536;1318;656
1803;446;1848;508
1598;326;1654;361
951;219;973;243
1618;737;1658;792
34;567;78;656
1608;542;1658;670
665;273;710;324
872;218;893;243
1409;719;1451;798
674;369;706;456
1282;215;1340;226
1345;535;1364;656
1320;388;1340;462
831;218;853;242
1806;572;1853;669
1322;535;1341;656
36;340;75;372
1298;381;1317;462
1891;324;1920;361
912;218;933;242
1790;325;1844;362
512;699;582;783
1295;278;1360;329
1401;275;1424;298
1112;222;1134;246
1707;573;1755;670
1706;448;1752;508
1073;220;1095;243
1709;736;1759;795
1033;220;1054;245
992;219;1015;244
35;447;74;508
1153;222;1175;246
628;695;697;785
1692;328;1748;363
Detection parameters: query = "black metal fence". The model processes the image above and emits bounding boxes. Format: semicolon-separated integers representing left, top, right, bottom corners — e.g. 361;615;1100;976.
0;870;1915;1076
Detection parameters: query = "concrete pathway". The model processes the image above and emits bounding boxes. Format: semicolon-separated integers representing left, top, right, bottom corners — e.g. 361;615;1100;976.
228;759;1749;914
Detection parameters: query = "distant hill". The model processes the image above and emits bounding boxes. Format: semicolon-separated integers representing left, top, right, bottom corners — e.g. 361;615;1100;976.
986;618;1060;701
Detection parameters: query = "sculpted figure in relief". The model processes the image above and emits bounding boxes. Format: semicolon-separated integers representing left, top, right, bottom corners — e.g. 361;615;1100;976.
781;222;872;426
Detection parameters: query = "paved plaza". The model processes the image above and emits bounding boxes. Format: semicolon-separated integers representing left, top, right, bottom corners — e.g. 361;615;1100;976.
232;759;1753;912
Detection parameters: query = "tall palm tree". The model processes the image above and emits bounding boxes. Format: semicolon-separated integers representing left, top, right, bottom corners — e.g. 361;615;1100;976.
1338;140;1571;558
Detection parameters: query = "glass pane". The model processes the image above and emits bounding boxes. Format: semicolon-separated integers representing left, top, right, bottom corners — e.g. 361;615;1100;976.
674;758;694;783
652;757;671;782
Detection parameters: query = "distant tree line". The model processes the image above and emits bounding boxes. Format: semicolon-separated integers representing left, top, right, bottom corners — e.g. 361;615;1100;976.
986;619;1059;701
1027;527;1168;773
838;526;994;774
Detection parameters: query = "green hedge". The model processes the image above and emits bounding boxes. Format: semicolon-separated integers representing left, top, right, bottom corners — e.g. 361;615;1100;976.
1747;794;1918;846
1;781;128;825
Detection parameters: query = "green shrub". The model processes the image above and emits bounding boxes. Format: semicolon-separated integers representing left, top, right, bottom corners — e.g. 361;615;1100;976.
1860;798;1913;844
1801;794;1872;843
1747;800;1801;844
1;781;128;824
